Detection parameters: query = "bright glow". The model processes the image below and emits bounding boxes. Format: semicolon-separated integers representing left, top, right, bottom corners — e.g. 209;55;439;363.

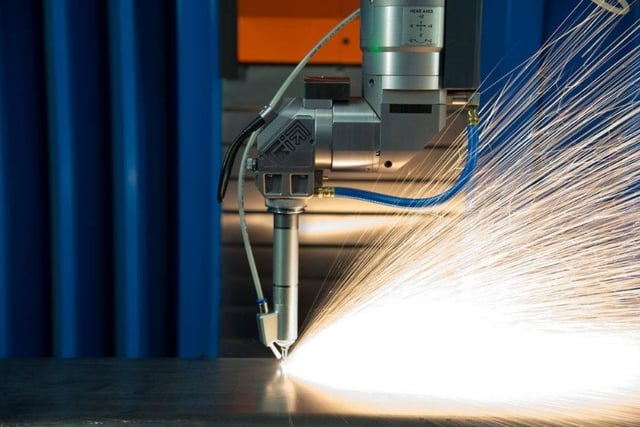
284;2;640;423
286;298;640;405
299;216;391;237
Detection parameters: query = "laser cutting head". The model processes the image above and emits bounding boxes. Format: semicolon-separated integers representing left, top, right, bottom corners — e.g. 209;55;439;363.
251;0;482;358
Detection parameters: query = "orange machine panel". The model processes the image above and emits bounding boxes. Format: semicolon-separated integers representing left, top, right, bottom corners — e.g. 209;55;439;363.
238;0;361;64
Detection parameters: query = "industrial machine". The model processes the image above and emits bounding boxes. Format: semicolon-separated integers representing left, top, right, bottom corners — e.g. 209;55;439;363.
218;0;482;359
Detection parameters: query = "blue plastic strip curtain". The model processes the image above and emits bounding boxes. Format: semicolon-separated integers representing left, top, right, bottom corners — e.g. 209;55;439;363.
44;0;80;357
44;0;114;357
0;1;9;356
109;0;148;357
0;0;51;357
0;35;5;355
109;0;182;358
0;0;221;358
176;0;222;358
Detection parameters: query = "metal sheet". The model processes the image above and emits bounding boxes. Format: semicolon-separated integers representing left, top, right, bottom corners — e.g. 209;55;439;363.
0;359;568;426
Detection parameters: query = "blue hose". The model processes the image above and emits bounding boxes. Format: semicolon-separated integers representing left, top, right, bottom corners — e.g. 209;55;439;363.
333;124;479;208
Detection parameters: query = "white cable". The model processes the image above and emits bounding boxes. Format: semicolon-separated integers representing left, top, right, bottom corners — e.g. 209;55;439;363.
238;8;361;305
238;131;264;301
590;0;630;15
269;8;361;108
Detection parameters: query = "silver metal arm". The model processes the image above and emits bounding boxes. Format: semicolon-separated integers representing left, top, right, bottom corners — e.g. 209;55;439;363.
251;0;482;358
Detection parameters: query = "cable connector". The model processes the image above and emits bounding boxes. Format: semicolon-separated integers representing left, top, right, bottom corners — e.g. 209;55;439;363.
314;187;336;198
257;298;269;314
259;105;277;125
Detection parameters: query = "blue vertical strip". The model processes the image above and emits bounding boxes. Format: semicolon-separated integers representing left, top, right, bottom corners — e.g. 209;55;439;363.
43;0;78;357
0;0;51;357
0;16;7;355
44;0;113;357
71;0;114;356
109;0;147;357
134;0;176;356
176;0;221;358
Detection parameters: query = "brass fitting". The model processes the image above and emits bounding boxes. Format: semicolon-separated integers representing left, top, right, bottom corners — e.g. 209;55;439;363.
467;108;479;126
314;187;336;198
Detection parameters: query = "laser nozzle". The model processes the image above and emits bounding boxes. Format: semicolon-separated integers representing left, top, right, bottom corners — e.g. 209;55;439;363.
280;345;289;360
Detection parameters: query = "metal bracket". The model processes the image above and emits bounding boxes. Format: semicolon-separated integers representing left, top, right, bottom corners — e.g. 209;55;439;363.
257;312;282;359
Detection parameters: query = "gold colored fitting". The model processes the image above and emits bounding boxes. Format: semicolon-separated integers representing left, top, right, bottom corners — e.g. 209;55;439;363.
467;108;479;126
314;187;335;198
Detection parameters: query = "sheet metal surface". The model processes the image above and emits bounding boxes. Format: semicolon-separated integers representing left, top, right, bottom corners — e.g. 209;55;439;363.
0;358;553;426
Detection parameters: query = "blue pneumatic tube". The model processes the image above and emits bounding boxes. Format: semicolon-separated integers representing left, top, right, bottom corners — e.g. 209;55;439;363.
333;124;479;208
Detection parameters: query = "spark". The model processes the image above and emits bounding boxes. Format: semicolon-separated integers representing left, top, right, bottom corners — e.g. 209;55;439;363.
284;1;640;424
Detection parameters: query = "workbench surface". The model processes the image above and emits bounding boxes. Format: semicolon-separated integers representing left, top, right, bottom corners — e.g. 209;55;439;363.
0;358;606;426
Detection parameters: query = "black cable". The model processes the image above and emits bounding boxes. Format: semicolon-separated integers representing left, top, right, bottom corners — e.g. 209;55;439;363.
217;115;265;202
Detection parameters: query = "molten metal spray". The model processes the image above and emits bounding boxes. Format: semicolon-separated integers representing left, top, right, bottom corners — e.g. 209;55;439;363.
285;2;640;424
